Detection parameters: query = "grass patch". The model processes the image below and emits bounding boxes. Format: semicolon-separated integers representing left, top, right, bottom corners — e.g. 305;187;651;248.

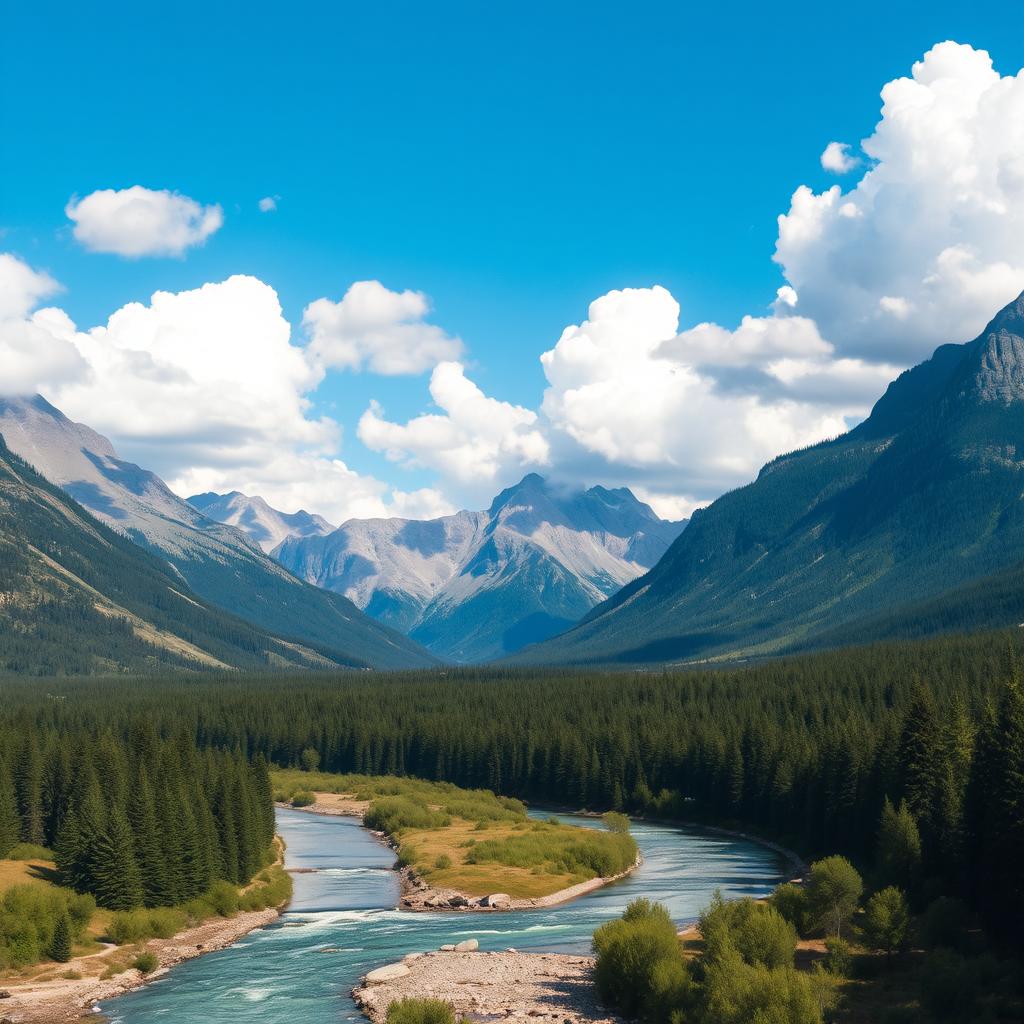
271;770;637;900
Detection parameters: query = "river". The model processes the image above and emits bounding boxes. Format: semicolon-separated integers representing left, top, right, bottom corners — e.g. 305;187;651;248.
101;807;787;1022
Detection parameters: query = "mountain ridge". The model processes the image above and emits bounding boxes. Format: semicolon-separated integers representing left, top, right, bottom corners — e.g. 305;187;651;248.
0;396;436;669
510;288;1024;666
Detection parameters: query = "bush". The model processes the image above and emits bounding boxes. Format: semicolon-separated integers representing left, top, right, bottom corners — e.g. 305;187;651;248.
0;884;94;968
919;949;978;1021
290;791;316;808
602;811;631;834
133;951;158;974
700;893;797;969
823;936;852;976
107;907;186;944
593;899;684;1021
7;842;55;861
434;854;452;870
386;997;458;1024
364;796;450;834
203;880;240;918
770;882;810;937
806;856;862;937
300;747;321;772
862;887;910;957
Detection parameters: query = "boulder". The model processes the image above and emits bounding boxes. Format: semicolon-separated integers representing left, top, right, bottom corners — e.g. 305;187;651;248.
448;895;470;908
454;938;479;952
364;963;411;985
440;944;456;951
482;893;511;908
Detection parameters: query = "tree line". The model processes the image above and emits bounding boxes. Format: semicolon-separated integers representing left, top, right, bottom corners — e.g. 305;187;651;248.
0;627;1021;937
0;719;274;910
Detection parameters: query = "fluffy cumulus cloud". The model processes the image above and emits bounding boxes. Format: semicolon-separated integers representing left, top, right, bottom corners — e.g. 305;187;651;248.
65;186;223;258
258;195;279;213
0;256;445;524
358;361;549;492
0;255;86;395
778;41;1024;364
304;280;464;375
820;141;859;174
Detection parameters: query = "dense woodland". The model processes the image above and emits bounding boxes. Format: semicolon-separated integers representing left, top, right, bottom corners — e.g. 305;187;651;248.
0;721;275;911
0;628;1021;946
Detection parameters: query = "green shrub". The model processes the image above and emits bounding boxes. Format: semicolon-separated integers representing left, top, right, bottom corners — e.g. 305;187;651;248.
300;747;321;772
862;887;910;956
290;791;316;808
108;907;186;944
601;811;631;834
365;796;450;834
385;997;457;1024
770;882;810;937
823;936;852;976
700;892;797;969
133;951;158;974
806;856;862;937
434;854;452;870
203;880;239;918
593;899;684;1020
7;842;56;861
0;883;94;968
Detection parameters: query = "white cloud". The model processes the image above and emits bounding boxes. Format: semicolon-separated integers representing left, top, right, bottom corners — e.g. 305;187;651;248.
358;361;549;494
0;255;86;396
820;141;860;174
0;261;446;524
777;41;1024;364
258;196;279;213
304;280;464;375
65;186;223;258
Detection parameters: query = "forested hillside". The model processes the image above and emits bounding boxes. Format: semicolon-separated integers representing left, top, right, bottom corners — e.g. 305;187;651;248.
514;291;1024;666
1;629;1020;938
0;436;379;674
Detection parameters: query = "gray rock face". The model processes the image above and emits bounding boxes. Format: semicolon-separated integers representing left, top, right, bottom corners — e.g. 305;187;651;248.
270;473;687;662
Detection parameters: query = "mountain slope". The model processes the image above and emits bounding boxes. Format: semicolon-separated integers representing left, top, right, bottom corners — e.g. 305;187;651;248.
512;290;1024;665
271;473;685;662
0;396;435;669
188;490;334;553
0;436;361;674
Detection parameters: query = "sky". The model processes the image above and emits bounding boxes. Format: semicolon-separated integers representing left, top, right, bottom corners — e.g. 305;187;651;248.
3;1;1024;524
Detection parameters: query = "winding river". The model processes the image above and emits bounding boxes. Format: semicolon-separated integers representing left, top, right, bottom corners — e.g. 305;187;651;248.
101;808;787;1023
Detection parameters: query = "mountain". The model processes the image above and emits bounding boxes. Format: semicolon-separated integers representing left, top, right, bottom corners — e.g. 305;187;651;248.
187;490;334;553
0;435;362;674
270;473;685;662
0;396;435;669
511;289;1024;666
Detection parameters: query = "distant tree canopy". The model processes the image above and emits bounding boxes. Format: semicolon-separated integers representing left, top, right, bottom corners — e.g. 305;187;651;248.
0;626;1021;935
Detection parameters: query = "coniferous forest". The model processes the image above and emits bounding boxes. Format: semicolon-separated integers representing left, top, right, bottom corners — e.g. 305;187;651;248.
1;626;1022;945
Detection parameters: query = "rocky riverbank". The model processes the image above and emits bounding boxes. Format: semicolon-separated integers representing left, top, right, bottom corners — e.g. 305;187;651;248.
0;906;280;1023
353;948;621;1024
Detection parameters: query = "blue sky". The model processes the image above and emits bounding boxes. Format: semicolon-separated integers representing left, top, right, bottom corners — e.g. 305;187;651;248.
4;2;1024;521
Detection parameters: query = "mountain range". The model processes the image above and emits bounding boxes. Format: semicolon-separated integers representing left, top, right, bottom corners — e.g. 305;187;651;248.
0;435;366;673
511;290;1024;665
198;474;686;662
0;396;435;670
188;490;335;553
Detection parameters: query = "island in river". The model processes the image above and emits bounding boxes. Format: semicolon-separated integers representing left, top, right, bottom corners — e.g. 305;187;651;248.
271;770;642;911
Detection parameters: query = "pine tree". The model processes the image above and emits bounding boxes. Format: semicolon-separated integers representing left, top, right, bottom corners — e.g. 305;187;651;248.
50;913;72;963
897;681;944;858
987;677;1024;934
90;811;143;911
0;759;19;856
875;797;921;891
14;735;44;844
128;767;169;907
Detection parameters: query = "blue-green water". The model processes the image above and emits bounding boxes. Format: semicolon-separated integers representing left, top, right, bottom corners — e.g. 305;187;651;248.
101;808;785;1022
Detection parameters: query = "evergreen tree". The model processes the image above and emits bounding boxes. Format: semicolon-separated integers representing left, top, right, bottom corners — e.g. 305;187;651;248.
90;811;144;911
49;913;73;963
14;735;44;844
875;798;921;891
0;759;19;856
128;767;170;907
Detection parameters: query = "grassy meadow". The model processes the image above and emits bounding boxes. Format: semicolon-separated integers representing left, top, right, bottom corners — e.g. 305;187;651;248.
271;769;638;898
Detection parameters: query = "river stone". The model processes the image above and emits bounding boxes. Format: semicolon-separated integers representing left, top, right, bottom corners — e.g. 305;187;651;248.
454;939;479;952
365;963;411;984
448;895;470;907
482;893;511;908
440;944;456;951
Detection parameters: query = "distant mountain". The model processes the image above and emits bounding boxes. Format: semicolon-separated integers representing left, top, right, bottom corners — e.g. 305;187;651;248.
188;490;334;553
511;289;1024;666
0;435;359;674
269;474;685;662
0;396;435;670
